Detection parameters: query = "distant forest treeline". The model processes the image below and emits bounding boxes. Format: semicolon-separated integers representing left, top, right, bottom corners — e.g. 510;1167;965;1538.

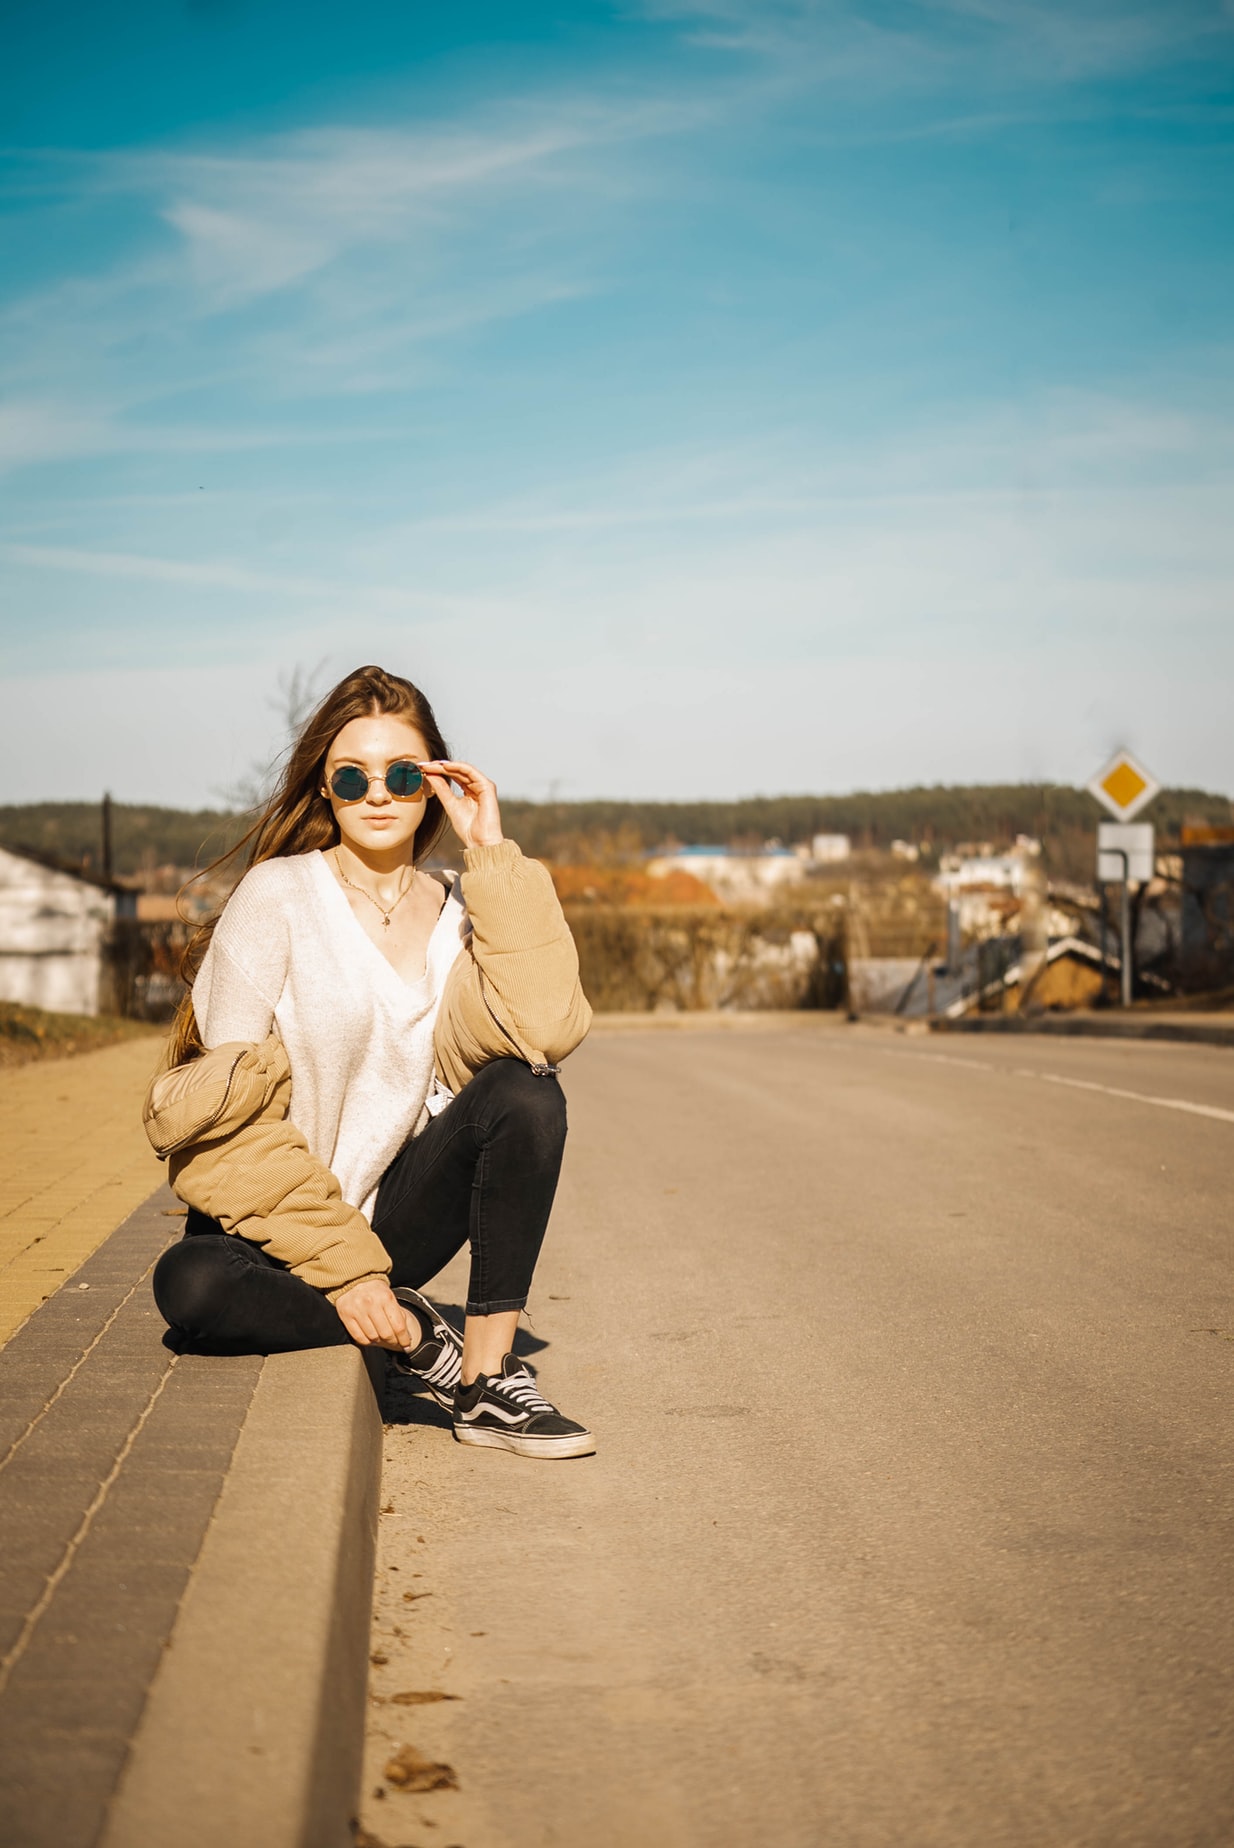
0;804;252;877
2;784;1229;883
501;785;1233;873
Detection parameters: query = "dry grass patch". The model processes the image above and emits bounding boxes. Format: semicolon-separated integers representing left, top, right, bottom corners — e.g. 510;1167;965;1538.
0;1000;161;1070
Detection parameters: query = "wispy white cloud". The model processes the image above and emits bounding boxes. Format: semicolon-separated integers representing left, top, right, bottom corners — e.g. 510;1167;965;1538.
3;382;1231;797
3;1;1223;467
2;0;1231;810
1;541;336;597
927;0;1231;78
89;99;702;311
0;90;704;448
141;123;592;309
0;398;407;471
639;0;1234;85
161;202;333;305
0;403;116;469
380;381;1234;545
0;539;528;630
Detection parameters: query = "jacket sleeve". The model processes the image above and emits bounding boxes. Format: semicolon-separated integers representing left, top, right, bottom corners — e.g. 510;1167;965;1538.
144;1038;287;1155
146;1039;391;1299
433;839;592;1096
168;1119;392;1299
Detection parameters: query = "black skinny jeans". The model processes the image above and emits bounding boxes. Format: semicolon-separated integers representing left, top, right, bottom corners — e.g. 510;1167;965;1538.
152;1059;567;1356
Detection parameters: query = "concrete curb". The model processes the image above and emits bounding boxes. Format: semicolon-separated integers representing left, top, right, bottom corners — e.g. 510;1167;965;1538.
101;1344;385;1848
589;1009;848;1033
933;1013;1234;1048
587;1008;1234;1048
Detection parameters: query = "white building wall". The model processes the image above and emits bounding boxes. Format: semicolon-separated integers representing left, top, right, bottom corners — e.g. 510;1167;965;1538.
847;957;925;1014
646;850;808;904
0;847;115;1016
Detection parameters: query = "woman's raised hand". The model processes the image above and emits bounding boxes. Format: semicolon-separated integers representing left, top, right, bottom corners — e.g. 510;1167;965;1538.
418;759;504;851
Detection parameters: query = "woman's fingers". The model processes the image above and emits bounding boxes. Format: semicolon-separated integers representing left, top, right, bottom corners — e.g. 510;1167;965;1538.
418;760;503;849
334;1280;413;1349
374;1302;413;1349
420;773;467;806
364;1291;411;1349
420;760;492;797
419;768;472;814
342;1308;408;1350
337;1305;373;1346
420;758;489;781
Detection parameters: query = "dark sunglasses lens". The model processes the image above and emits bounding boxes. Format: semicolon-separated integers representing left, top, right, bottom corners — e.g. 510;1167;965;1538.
330;766;369;802
386;762;424;798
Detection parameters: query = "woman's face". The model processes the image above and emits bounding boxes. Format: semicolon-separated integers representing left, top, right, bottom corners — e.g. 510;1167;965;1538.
323;711;431;858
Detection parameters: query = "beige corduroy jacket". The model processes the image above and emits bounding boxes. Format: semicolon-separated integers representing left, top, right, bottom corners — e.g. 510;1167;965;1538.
143;840;591;1298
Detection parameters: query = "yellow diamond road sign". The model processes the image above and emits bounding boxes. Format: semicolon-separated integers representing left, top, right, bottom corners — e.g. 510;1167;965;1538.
1087;750;1159;822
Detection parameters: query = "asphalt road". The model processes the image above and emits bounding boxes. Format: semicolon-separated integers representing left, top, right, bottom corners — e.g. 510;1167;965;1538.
360;1022;1234;1848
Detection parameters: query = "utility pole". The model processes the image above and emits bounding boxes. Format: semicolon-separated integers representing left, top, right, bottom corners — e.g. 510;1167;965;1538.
101;792;113;883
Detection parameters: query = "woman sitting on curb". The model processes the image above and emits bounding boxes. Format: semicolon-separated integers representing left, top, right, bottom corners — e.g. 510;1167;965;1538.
147;662;595;1459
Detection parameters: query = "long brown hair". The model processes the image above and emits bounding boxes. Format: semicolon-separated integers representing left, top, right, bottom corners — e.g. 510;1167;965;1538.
167;665;450;1066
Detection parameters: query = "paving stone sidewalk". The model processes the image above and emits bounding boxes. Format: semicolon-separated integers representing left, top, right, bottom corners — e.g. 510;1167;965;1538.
0;1189;264;1848
0;1034;390;1848
0;1037;165;1347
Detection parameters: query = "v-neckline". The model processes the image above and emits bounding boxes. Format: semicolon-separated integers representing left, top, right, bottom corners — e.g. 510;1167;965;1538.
312;851;454;994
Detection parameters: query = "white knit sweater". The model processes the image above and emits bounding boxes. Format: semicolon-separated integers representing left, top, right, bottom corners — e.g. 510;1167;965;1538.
193;851;466;1218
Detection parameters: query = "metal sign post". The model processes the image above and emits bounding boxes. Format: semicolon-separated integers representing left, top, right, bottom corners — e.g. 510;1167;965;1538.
1096;823;1153;1006
1088;752;1159;1009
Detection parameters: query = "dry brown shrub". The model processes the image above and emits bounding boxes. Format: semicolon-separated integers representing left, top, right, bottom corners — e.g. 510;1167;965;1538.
566;903;846;1012
548;863;718;906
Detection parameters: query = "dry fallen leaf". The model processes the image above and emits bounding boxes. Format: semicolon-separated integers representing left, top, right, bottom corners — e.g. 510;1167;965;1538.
390;1690;461;1706
384;1744;459;1793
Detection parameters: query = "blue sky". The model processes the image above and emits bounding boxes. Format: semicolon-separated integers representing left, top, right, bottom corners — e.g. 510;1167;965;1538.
2;0;1232;809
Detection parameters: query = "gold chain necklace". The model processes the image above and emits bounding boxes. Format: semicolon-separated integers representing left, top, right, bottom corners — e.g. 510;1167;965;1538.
333;851;416;931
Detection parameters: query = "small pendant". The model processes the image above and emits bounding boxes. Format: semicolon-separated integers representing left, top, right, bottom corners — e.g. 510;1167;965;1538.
382;915;391;929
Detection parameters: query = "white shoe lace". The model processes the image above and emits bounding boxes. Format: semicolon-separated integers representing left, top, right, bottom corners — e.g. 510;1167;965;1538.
419;1341;461;1388
397;1306;461;1387
496;1367;556;1415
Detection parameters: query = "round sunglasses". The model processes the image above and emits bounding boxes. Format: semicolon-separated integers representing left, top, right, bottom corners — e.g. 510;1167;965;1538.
328;760;424;803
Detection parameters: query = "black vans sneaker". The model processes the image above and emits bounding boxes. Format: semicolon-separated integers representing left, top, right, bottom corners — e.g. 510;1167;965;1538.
389;1286;463;1409
453;1355;595;1459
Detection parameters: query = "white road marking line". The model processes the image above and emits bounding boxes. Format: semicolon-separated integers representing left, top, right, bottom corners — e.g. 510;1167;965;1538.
1027;1070;1234;1125
874;1047;1234;1125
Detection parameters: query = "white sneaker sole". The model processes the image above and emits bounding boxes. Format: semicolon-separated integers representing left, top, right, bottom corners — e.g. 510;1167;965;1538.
453;1424;596;1459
